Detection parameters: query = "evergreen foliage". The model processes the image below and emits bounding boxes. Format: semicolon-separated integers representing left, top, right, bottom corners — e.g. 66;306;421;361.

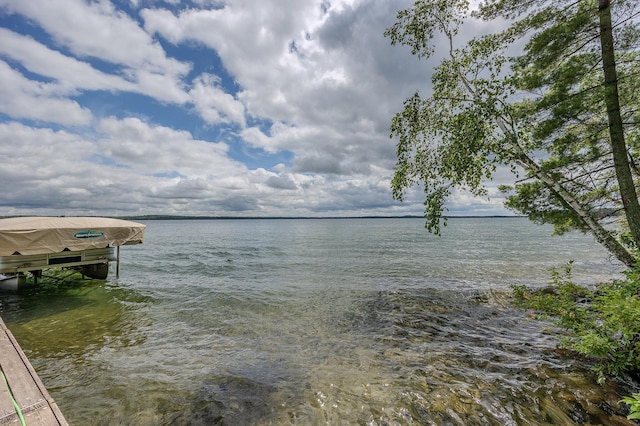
385;0;640;266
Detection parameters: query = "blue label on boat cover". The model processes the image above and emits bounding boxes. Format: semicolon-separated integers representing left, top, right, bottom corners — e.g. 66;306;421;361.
74;230;105;239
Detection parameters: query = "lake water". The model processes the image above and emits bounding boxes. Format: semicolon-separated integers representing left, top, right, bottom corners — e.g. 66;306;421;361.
0;218;634;425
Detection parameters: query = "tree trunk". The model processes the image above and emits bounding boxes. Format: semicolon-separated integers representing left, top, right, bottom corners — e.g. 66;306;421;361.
513;154;637;268
533;165;636;267
448;16;638;267
598;0;640;256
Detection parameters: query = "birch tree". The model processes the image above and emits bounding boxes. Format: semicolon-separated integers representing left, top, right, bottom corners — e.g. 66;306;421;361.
386;0;640;267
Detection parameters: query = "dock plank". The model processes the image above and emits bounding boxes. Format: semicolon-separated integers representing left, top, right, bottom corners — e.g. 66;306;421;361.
0;378;15;420
0;317;67;425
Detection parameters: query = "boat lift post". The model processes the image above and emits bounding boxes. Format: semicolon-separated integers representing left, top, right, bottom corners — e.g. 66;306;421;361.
116;245;120;278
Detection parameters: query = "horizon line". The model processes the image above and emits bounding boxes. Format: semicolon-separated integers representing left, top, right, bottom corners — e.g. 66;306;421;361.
116;214;523;220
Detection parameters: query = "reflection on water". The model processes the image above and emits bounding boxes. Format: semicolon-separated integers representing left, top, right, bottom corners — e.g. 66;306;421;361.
0;219;635;425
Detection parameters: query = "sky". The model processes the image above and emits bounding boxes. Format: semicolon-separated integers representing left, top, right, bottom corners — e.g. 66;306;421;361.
0;0;514;218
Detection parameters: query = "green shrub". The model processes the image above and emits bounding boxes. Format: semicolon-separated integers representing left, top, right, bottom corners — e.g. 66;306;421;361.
512;262;640;384
620;392;640;420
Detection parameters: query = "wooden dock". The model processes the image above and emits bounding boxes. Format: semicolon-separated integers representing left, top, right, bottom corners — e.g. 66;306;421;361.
0;316;68;425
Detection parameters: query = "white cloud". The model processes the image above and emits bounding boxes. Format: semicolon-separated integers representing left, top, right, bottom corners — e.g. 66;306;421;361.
189;73;246;126
0;28;136;93
0;61;92;125
140;1;329;121
0;0;191;104
0;122;108;214
141;0;422;173
96;116;236;179
0;0;516;218
0;0;184;71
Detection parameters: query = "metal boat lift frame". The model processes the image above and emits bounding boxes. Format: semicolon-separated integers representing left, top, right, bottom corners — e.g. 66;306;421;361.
0;246;123;278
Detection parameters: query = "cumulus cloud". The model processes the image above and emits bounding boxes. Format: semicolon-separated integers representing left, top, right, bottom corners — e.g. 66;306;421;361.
189;73;246;126
0;0;186;72
0;0;191;104
0;61;93;125
142;0;423;173
96;116;236;179
0;0;515;218
0;28;136;93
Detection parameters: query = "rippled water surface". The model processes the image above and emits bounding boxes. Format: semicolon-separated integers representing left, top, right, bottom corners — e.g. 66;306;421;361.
0;218;634;425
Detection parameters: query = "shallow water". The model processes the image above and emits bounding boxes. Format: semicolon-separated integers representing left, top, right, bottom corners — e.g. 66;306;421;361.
0;218;634;425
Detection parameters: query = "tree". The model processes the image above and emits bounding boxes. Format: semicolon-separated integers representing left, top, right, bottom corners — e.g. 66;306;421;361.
385;0;640;267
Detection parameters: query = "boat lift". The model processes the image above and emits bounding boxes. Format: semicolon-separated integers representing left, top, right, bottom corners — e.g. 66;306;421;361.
0;217;145;291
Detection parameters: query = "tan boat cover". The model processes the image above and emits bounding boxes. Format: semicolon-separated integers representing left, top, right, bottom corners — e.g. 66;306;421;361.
0;217;145;256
